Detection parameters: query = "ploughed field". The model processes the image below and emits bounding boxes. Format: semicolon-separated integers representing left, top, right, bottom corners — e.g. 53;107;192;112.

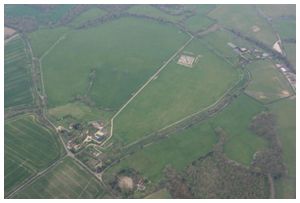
5;36;33;108
13;157;104;198
4;115;61;196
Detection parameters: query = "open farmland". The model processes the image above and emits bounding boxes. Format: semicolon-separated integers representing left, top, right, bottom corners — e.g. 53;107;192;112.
13;157;104;198
208;5;277;46
41;17;189;109
113;38;238;145
4;4;296;199
269;98;296;198
4;115;61;195
145;188;171;199
245;60;293;103
28;27;69;58
257;5;296;18
285;43;296;69
48;102;113;123
183;5;216;33
5;36;33;109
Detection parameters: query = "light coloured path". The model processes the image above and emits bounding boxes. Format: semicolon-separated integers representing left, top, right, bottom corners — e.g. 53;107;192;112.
101;35;194;147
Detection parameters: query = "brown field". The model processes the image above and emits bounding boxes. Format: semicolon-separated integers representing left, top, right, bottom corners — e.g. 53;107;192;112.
4;27;17;39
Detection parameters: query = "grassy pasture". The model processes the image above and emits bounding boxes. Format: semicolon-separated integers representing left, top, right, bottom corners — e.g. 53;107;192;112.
245;60;293;103
284;43;296;69
184;14;215;33
208;5;277;46
5;36;33;108
104;121;217;184
258;5;296;18
42;17;189;109
70;7;107;27
273;18;296;40
28;27;69;58
269;98;295;198
184;4;216;15
48;102;113;123
199;29;241;64
127;5;183;23
113;38;238;144
145;188;171;199
13;157;104;198
5;115;61;195
210;94;267;165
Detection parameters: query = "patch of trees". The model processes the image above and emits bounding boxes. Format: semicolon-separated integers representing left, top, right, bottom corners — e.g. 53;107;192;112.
152;4;190;16
249;112;286;179
5;16;38;33
164;165;194;198
96;4;133;13
59;5;91;26
164;152;269;199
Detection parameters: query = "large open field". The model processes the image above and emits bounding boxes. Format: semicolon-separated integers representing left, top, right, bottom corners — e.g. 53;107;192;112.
208;5;277;46
28;27;69;58
245;60;293;103
269;98;296;198
113;38;238;145
13;157;104;198
4;115;61;195
5;36;33;109
41;17;189;109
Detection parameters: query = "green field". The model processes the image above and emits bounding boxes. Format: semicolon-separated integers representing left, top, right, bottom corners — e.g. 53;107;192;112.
104;121;217;184
184;14;215;33
113;38;238;144
28;27;69;58
70;7;107;27
210;94;267;165
269;98;296;198
145;188;171;199
258;5;296;18
5;36;33;108
285;43;296;69
42;17;189;109
183;5;216;33
13;157;104;198
5;115;61;195
48;102;113;123
245;60;293;103
209;5;277;46
273;18;296;40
